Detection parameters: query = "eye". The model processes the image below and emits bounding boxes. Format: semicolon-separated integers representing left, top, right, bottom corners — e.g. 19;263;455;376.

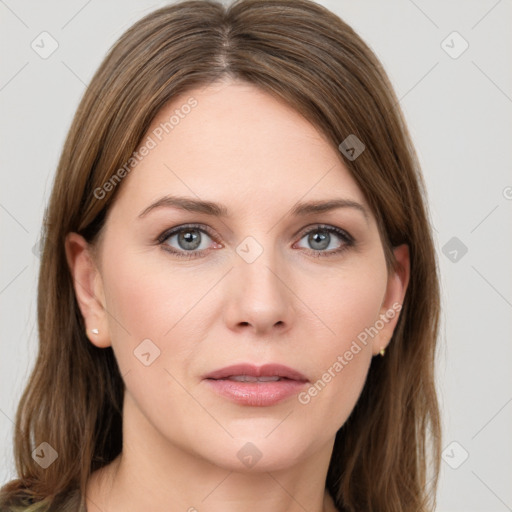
294;224;354;257
157;223;355;259
157;224;220;259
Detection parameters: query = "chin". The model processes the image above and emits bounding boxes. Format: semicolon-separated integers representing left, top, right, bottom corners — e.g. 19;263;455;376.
190;433;313;473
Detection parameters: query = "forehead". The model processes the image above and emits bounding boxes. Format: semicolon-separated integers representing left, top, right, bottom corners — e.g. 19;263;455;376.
110;80;367;217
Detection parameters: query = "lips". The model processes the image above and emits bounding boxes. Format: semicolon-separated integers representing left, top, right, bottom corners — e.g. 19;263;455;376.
203;363;309;382
203;364;309;407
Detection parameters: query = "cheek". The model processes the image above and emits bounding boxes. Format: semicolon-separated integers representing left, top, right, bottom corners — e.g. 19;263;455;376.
103;246;217;330
100;249;227;384
99;252;206;432
297;257;387;426
100;250;195;373
306;253;388;346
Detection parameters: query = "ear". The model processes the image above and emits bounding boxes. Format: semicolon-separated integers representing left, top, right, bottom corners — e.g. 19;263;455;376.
64;232;111;348
372;244;410;356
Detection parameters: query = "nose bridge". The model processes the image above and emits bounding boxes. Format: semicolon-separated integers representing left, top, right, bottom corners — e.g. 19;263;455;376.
237;233;288;299
226;233;294;333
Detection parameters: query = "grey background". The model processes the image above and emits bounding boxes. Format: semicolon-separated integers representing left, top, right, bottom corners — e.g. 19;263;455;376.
1;1;511;510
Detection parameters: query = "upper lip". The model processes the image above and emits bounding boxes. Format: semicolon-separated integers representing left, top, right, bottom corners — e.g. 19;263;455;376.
203;363;309;382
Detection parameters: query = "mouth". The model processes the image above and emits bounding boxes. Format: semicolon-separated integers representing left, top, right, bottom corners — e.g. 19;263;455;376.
203;363;309;382
203;363;309;407
222;375;288;382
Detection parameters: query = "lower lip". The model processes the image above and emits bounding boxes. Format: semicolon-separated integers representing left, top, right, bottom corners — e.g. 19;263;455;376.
204;378;308;406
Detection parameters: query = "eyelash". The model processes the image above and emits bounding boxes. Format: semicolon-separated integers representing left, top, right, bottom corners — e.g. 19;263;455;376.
156;223;355;259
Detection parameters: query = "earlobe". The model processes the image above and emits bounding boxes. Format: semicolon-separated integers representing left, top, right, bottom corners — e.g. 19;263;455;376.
64;232;111;348
372;244;410;356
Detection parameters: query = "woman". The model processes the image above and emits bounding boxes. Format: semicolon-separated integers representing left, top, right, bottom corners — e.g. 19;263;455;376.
0;0;441;510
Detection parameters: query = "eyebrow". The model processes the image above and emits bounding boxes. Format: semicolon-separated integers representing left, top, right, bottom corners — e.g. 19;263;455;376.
138;195;369;221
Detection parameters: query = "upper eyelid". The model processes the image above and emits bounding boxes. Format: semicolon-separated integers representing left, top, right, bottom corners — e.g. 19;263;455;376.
157;223;216;242
296;223;353;240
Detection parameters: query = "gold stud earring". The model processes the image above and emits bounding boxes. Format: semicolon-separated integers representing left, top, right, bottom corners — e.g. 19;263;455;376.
91;328;99;335
379;347;386;357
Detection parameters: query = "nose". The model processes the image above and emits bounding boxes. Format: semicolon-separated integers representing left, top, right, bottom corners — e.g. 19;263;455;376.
223;251;295;337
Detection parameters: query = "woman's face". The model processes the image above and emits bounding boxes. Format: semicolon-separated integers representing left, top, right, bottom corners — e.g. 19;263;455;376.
68;79;408;472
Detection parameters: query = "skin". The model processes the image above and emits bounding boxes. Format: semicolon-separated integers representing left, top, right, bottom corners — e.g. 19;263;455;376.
66;79;409;512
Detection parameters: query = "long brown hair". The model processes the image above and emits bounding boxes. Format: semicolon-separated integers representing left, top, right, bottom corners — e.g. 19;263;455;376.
0;1;441;510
